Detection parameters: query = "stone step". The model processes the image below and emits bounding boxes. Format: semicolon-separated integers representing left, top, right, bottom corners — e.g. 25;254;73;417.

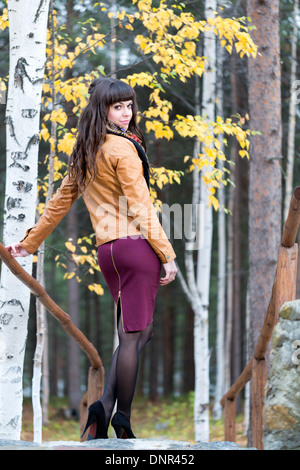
0;438;255;451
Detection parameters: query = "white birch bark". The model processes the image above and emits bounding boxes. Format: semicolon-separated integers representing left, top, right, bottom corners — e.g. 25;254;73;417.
284;0;298;221
33;113;55;444
33;2;56;438
0;0;50;440
32;258;46;444
175;72;210;440
173;0;216;442
193;0;216;442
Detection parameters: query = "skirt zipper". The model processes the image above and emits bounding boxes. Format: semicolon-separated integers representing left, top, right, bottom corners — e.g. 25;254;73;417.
110;241;125;332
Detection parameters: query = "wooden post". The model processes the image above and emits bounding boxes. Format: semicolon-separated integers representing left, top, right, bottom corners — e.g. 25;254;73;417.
224;398;236;442
87;366;105;407
274;244;298;322
80;366;105;441
252;358;267;450
281;187;300;248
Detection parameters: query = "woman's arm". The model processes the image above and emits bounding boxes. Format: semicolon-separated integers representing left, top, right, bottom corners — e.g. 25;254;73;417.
14;174;79;255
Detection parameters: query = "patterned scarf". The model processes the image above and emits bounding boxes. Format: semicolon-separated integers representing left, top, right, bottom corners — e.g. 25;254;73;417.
106;121;150;188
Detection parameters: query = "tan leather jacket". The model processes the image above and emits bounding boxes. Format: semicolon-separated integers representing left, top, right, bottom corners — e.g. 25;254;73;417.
20;134;176;264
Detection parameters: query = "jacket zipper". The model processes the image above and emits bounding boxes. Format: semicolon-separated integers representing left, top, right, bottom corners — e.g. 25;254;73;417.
110;241;125;332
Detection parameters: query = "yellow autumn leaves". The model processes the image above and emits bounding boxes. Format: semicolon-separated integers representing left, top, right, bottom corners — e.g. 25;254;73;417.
133;0;257;81
58;237;104;296
0;0;258;294
175;114;251;210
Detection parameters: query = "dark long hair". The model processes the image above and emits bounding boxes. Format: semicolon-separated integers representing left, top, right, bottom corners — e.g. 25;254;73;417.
69;77;147;191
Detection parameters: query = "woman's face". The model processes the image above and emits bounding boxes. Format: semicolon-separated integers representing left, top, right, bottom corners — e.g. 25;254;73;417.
107;100;133;131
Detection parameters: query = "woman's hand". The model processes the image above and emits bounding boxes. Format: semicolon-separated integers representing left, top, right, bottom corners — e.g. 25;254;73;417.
5;243;30;258
160;259;178;286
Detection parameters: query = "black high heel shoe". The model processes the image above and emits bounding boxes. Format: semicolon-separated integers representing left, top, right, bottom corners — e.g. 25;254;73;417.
81;401;108;440
111;412;136;439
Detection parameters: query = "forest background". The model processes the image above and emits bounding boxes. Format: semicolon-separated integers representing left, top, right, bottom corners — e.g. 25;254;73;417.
0;0;297;445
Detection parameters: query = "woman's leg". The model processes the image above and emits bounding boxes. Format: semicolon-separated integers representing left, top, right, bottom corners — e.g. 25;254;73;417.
115;323;140;421
115;320;153;421
99;346;119;428
100;304;154;425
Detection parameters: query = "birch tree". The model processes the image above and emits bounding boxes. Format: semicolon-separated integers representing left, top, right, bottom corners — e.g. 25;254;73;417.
193;0;216;440
175;0;216;442
0;0;50;440
32;1;56;441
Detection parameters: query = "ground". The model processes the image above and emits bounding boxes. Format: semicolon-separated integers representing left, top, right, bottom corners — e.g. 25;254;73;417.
20;395;248;447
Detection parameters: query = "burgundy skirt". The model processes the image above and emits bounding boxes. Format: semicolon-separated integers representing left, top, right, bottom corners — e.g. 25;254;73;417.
97;235;162;332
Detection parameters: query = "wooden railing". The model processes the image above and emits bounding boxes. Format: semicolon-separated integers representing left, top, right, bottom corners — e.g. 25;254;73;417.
220;187;300;450
0;242;105;440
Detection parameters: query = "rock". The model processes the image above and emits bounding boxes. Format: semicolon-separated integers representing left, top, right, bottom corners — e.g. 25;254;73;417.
0;438;255;451
192;441;253;450
263;300;300;450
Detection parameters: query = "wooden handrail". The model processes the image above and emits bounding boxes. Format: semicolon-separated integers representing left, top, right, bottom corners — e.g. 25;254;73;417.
0;242;102;370
282;187;300;247
220;187;300;449
254;282;276;360
221;283;276;406
221;359;253;406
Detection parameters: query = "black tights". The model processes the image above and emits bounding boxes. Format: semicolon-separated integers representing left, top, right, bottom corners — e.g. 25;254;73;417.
100;301;153;427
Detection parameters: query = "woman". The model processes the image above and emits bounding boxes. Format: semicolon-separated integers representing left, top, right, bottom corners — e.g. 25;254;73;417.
5;77;177;440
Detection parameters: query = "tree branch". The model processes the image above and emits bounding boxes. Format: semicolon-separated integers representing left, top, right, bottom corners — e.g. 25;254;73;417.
0;242;102;370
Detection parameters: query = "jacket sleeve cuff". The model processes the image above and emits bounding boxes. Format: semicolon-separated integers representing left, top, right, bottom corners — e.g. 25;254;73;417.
150;242;176;264
19;227;39;254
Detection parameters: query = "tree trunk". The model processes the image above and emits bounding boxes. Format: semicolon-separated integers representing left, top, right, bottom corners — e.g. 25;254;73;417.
284;0;298;221
182;304;194;394
33;241;46;443
213;36;226;420
33;0;57;438
176;1;216;438
163;299;175;397
225;168;234;392
149;317;159;401
232;151;243;413
230;53;243;413
0;0;50;440
247;0;282;445
67;205;82;416
193;0;216;441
